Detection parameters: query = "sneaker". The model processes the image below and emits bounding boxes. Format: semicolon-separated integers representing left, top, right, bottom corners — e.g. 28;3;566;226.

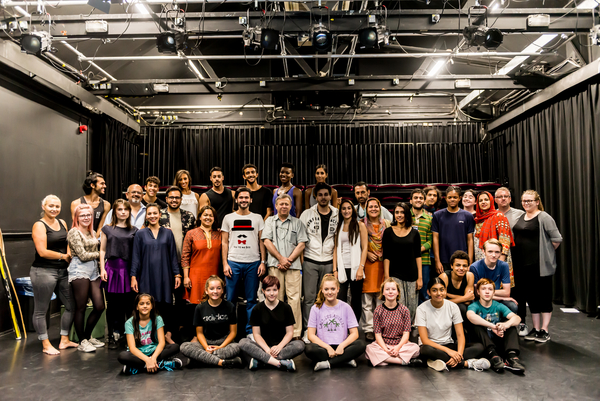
302;332;310;344
427;359;448;372
88;338;105;348
535;329;551;343
223;357;243;369
490;355;505;370
314;361;331;372
505;356;526;373
172;355;189;368
466;358;491;372
158;360;177;371
107;336;118;350
347;359;357;368
409;358;424;367
518;323;529;337
121;365;139;375
246;333;255;342
365;332;375;342
77;339;96;353
279;359;296;372
249;358;260;371
524;328;539;341
113;332;121;342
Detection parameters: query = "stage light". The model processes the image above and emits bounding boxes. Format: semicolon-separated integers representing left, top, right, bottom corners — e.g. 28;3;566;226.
20;32;51;55
312;24;332;53
261;28;280;50
358;28;378;49
157;31;187;54
463;25;503;49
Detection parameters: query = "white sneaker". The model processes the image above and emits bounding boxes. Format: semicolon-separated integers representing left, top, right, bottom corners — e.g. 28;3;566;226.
427;359;448;372
88;338;105;348
467;358;491;372
302;332;310;344
246;333;255;342
518;323;529;337
77;339;96;353
347;359;357;368
113;332;121;342
314;361;330;371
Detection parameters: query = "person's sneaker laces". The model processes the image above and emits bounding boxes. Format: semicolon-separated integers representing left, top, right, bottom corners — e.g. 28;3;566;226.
77;339;96;353
467;358;491;372
347;359;357;368
158;360;177;371
314;361;331;371
222;357;243;369
518;323;529;337
427;359;448;372
122;365;139;375
279;359;296;372
505;356;526;373
249;358;260;371
88;338;105;348
535;329;551;343
524;328;539;341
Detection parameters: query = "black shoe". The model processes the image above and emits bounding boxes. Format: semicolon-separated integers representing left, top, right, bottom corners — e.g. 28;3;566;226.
505;356;525;373
490;355;505;371
535;329;551;343
223;357;243;369
524;329;538;341
365;332;375;342
172;354;190;369
409;358;424;367
107;336;119;350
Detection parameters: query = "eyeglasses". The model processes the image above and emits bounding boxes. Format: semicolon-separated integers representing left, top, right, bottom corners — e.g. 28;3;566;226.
522;200;537;204
79;214;92;218
167;196;181;200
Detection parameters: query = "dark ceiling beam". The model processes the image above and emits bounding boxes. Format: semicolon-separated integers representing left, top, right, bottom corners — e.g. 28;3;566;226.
10;9;593;39
283;38;318;78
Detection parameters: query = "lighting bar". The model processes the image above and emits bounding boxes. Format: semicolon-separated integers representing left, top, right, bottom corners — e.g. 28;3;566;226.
61;40;117;81
136;105;274;110
14;6;31;17
427;60;446;76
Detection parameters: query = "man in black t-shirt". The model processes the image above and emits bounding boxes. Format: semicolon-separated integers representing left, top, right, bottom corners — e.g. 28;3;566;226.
242;163;273;220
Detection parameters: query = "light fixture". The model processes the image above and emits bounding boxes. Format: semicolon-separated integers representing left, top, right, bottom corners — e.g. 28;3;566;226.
261;28;280;50
20;32;51;55
463;6;503;49
358;27;378;48
157;32;187;54
357;8;390;49
312;23;332;53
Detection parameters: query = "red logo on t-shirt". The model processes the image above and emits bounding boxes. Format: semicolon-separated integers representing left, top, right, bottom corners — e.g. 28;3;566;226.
238;240;247;244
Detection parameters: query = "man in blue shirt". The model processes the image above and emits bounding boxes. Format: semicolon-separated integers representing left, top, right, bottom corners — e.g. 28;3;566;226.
467;278;525;373
470;239;517;314
432;186;475;274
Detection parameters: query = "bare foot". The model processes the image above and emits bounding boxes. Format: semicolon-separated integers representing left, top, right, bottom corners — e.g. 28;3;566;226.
43;345;61;355
191;337;198;343
59;341;79;350
165;332;175;345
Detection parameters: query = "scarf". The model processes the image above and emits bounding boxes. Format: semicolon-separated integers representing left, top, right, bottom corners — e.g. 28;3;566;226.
475;191;515;249
363;198;386;258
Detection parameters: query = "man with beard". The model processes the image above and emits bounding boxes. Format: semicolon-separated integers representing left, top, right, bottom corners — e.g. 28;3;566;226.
157;186;196;259
71;171;110;232
102;184;147;229
142;176;167;209
299;182;340;342
221;187;266;338
353;181;393;221
242;163;273;220
199;167;234;228
410;189;433;304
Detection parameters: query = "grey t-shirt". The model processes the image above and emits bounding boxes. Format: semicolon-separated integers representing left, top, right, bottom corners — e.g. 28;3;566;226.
415;300;462;345
503;207;525;228
221;212;265;263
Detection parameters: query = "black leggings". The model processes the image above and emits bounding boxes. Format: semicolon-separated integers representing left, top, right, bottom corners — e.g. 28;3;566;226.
419;342;484;367
71;278;105;341
338;270;364;322
117;343;180;369
106;292;134;335
304;340;366;367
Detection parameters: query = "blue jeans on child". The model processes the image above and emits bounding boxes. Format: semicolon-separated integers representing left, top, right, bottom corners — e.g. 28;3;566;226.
225;260;261;335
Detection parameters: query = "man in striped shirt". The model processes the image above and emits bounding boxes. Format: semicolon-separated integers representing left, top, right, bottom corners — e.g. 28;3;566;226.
410;189;433;305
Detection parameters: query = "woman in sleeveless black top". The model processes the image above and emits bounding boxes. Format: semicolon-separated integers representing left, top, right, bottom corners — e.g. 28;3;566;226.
31;195;78;355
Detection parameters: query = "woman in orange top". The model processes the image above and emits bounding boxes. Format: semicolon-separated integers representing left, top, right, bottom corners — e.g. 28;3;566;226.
361;198;391;341
182;206;222;304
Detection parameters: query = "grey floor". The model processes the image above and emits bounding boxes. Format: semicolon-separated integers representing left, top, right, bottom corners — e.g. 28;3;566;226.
1;308;599;401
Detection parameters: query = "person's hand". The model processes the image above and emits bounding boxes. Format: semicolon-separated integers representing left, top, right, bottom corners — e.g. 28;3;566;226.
356;268;364;281
277;263;287;271
258;263;266;276
335;344;346;356
436;261;444;275
367;252;378;262
506;297;518;305
465;290;475;301
278;256;290;269
206;345;218;354
131;277;138;293
184;277;192;289
446;349;462;367
326;346;337;358
416;278;423;291
270;345;282;357
224;264;232;278
146;356;158;373
491;326;504;337
100;269;107;282
388;345;399;357
174;277;181;289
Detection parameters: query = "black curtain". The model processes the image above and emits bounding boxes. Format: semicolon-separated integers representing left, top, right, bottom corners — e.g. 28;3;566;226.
90;116;140;203
491;82;600;314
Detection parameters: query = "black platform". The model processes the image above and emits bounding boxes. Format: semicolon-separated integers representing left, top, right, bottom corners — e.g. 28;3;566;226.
1;308;599;401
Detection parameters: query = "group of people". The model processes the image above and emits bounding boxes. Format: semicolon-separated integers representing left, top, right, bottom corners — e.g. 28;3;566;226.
29;164;562;375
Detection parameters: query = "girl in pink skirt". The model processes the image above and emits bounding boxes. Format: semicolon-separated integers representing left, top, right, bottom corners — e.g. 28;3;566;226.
100;199;138;349
366;278;421;366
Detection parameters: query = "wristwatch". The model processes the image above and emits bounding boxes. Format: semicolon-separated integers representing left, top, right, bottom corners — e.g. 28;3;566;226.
261;260;267;264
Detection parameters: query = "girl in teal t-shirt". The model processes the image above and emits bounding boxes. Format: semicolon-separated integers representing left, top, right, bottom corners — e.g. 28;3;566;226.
117;293;183;374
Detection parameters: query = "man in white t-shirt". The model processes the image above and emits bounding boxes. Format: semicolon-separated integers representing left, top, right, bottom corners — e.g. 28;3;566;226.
221;187;266;337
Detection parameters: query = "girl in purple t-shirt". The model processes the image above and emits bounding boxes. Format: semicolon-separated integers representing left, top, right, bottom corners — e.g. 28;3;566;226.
305;274;367;371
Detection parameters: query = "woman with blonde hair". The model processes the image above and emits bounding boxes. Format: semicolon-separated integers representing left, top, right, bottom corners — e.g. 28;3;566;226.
511;190;562;343
305;274;366;371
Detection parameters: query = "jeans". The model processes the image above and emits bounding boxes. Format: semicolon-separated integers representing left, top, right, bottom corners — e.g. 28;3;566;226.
225;260;261;335
499;299;518;315
418;264;431;305
304;340;367;367
30;267;74;341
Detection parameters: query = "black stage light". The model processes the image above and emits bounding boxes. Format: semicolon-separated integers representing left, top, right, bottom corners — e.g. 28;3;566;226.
358;27;378;49
156;32;187;54
261;28;280;50
484;28;503;49
463;25;503;50
20;34;42;55
312;26;332;53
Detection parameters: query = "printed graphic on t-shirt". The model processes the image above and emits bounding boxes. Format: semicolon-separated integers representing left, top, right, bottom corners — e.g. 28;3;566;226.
484;312;501;325
232;219;255;231
319;313;346;332
203;313;230;322
140;326;153;346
